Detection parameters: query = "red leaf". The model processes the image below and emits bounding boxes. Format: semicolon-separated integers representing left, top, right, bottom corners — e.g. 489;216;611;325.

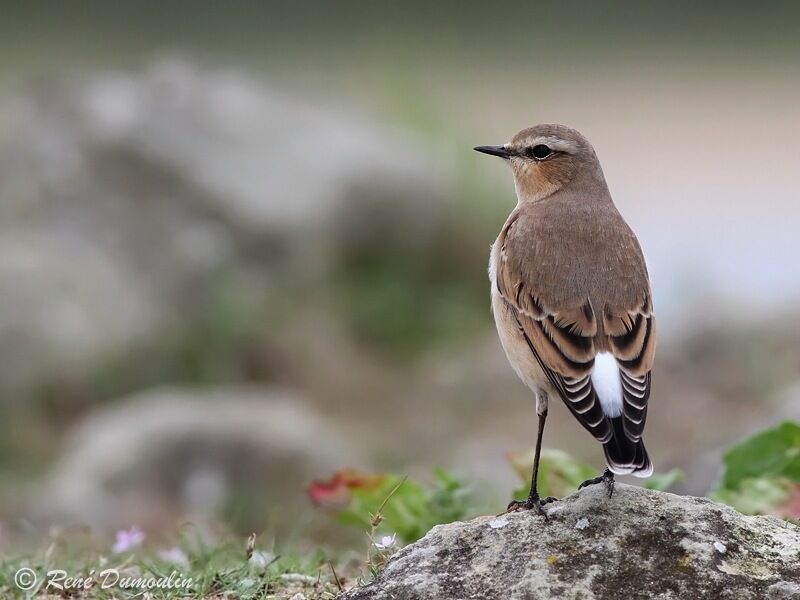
307;469;385;508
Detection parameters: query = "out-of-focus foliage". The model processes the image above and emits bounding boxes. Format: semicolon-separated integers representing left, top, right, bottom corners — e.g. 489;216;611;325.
309;451;690;547
308;468;472;544
332;251;488;358
507;449;596;500
718;421;800;488
712;421;800;519
643;469;684;492
310;423;800;550
507;449;684;500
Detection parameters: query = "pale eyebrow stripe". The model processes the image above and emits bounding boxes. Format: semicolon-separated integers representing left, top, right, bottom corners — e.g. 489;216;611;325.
528;136;578;153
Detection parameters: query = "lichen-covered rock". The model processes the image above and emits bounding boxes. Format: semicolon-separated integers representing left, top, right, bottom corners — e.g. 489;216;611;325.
342;484;800;600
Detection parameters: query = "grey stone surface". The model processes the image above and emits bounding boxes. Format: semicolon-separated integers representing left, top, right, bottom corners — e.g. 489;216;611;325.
342;484;800;600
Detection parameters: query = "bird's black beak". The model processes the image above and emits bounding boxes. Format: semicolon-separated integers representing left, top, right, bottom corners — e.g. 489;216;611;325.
474;145;512;159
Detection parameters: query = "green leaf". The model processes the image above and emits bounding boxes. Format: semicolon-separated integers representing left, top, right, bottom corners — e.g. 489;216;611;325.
712;477;792;515
643;469;684;491
426;467;471;526
712;421;800;516
720;421;800;490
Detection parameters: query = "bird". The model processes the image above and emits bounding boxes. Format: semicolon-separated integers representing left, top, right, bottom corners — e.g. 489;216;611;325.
474;124;655;515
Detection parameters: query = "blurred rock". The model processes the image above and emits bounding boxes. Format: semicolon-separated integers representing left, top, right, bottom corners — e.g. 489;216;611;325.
343;484;800;600
39;386;361;530
90;59;450;251
0;59;451;396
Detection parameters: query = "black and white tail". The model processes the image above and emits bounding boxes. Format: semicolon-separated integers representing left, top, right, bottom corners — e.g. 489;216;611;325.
603;416;652;477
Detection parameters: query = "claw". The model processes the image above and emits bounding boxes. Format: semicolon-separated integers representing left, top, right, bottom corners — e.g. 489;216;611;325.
578;468;615;498
503;495;557;519
578;476;603;489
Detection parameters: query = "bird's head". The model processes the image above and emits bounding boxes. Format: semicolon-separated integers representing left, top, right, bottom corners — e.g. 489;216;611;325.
475;124;604;203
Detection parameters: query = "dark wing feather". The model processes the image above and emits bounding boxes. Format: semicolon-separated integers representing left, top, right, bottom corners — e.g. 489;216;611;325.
495;205;656;460
605;296;656;443
498;270;612;443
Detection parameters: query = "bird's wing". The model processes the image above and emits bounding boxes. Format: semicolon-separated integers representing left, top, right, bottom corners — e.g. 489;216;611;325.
495;249;612;443
602;296;656;442
495;207;656;446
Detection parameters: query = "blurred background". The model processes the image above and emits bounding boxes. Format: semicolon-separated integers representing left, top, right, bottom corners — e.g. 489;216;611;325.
0;1;798;550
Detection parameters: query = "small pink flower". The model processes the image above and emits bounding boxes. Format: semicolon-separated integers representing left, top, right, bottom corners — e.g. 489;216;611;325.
373;533;397;550
113;526;145;554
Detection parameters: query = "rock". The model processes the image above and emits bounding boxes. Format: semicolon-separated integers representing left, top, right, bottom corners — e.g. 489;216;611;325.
78;59;451;258
342;484;800;600
0;59;451;397
38;386;361;530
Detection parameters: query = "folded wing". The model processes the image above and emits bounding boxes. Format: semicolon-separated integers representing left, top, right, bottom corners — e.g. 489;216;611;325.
494;213;656;475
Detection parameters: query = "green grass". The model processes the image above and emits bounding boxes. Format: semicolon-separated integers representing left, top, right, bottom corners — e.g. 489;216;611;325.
1;535;343;599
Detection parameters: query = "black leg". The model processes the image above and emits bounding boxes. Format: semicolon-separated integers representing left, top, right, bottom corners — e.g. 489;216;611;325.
506;393;557;517
578;467;615;498
528;400;547;499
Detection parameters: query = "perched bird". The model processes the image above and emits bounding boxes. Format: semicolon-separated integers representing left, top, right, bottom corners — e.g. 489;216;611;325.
475;124;655;514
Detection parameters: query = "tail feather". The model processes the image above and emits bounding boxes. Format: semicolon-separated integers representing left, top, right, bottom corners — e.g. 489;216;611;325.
603;417;652;477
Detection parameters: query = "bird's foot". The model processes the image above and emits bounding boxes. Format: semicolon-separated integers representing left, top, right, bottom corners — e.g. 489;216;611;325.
578;468;615;498
504;495;557;519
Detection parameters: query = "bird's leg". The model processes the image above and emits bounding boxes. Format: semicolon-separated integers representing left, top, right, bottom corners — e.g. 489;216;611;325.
506;392;557;517
578;467;615;498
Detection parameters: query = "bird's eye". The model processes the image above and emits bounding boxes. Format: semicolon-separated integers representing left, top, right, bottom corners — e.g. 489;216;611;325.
529;144;553;159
